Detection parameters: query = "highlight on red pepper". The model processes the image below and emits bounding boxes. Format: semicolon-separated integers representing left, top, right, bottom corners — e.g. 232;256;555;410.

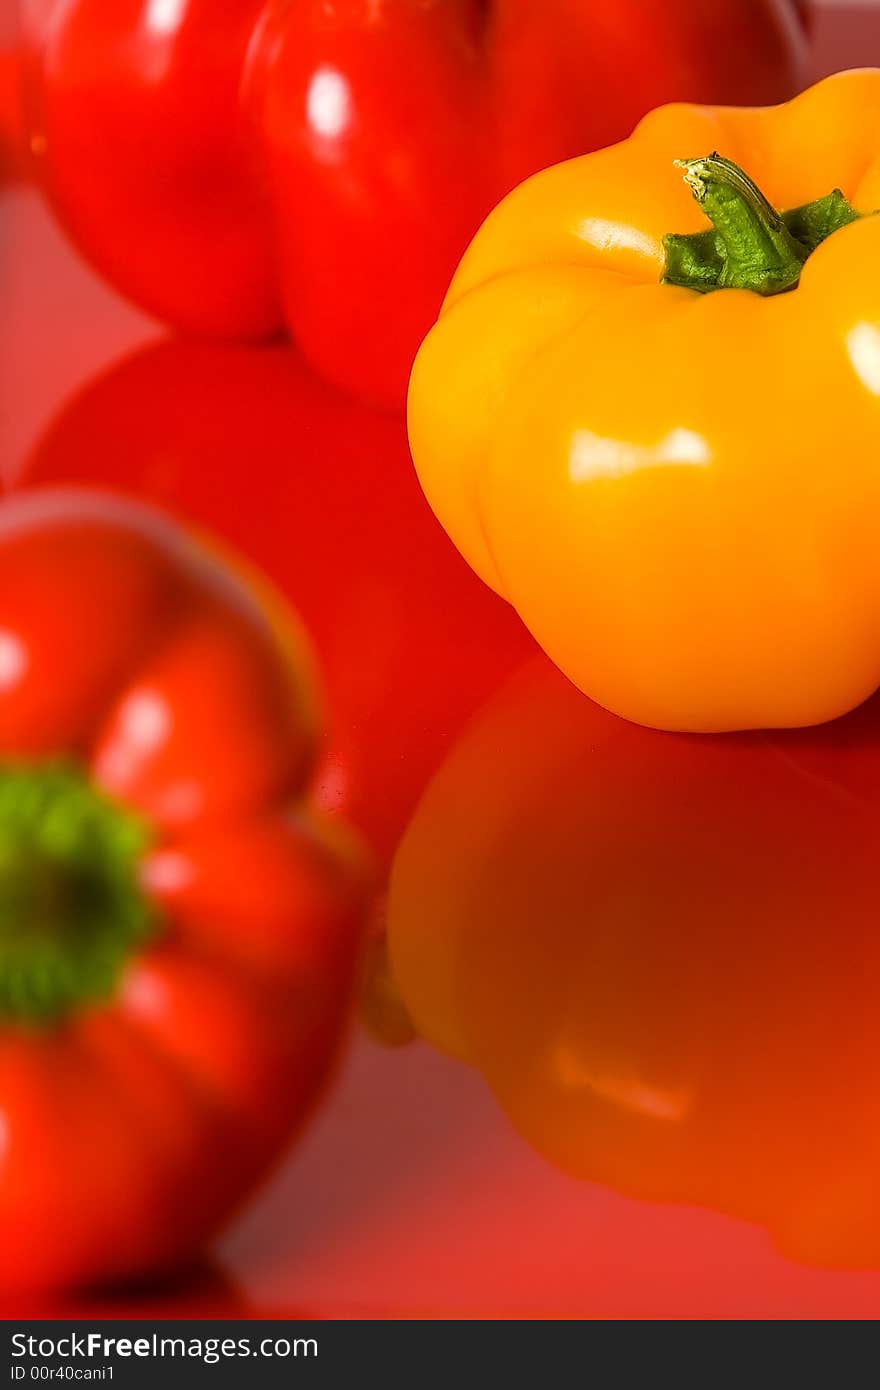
386;654;880;1267
18;0;810;407
0;487;372;1294
19;338;532;868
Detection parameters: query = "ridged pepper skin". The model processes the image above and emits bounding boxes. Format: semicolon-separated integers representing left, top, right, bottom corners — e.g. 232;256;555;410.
408;70;880;733
0;489;371;1294
19;0;809;408
388;655;880;1267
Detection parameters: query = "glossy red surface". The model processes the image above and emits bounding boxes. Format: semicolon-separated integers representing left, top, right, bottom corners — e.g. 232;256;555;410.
6;0;880;1322
20;339;531;868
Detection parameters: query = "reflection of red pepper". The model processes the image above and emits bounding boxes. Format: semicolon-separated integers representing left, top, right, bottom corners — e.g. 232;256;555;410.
0;490;370;1293
21;340;531;867
19;1;809;407
390;655;880;1266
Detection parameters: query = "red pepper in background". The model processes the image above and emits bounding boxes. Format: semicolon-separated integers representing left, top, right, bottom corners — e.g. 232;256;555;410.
19;0;810;407
17;339;532;868
0;489;371;1293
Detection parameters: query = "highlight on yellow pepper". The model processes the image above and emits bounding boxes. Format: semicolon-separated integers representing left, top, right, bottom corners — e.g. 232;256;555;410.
408;70;880;733
387;656;880;1266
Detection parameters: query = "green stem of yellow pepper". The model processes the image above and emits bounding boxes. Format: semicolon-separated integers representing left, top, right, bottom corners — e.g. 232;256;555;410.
663;152;862;296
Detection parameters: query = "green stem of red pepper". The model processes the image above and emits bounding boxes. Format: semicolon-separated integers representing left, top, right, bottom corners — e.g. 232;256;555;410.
0;763;153;1026
663;153;863;295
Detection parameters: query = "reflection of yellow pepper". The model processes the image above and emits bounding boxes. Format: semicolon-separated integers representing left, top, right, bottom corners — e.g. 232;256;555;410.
388;657;880;1266
409;71;880;733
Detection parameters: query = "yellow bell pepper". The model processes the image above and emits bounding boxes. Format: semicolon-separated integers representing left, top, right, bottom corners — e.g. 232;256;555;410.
408;70;880;733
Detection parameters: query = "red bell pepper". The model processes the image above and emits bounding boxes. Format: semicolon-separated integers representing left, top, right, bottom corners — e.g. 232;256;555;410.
0;488;370;1293
21;339;532;867
19;0;810;407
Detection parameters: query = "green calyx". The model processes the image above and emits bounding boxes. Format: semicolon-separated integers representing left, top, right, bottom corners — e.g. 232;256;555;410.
0;762;154;1027
663;153;863;296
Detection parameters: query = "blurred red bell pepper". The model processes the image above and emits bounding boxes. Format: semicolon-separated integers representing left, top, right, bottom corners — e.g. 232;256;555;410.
20;339;532;868
0;488;371;1293
19;0;810;407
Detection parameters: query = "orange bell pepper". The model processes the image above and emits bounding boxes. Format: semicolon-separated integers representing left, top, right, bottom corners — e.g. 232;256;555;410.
408;70;880;733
